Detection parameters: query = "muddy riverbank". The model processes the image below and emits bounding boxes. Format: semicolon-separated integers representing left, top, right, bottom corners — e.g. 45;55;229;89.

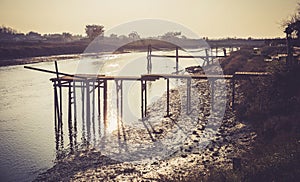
35;78;256;181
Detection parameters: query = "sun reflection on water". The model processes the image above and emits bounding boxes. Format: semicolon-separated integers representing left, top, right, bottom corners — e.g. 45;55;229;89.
106;115;119;133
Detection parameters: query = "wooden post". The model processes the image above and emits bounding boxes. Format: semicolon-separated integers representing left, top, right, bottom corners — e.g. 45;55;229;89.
205;49;209;65
147;45;152;74
97;80;101;118
54;82;60;151
223;48;227;57
166;78;170;116
176;47;179;74
141;80;144;119
120;80;123;123
54;61;63;145
145;80;147;117
141;80;147;119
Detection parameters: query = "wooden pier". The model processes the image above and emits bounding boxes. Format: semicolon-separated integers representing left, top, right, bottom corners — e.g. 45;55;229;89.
146;45;239;74
24;46;268;153
44;71;268;149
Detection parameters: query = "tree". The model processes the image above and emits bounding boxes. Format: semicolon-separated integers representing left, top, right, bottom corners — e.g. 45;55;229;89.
0;26;17;35
128;31;140;40
161;31;181;39
284;3;300;65
62;32;72;38
109;33;118;39
284;3;300;40
0;26;18;40
85;25;104;40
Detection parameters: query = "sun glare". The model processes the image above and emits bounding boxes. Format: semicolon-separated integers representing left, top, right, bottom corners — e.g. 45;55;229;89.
106;115;119;133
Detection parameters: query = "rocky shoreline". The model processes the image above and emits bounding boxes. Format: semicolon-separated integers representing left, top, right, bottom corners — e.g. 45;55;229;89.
35;78;256;181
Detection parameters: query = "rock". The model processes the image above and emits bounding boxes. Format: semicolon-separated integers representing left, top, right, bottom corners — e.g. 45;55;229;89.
184;149;192;153
181;154;188;158
197;125;205;131
152;161;159;165
212;151;219;157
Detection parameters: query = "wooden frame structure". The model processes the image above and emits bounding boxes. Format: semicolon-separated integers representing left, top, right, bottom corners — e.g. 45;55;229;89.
24;47;268;153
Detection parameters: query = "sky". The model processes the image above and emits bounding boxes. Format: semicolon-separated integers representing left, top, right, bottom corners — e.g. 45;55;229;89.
0;0;299;38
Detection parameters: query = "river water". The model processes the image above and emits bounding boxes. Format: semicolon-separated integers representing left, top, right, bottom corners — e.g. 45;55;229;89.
0;50;206;181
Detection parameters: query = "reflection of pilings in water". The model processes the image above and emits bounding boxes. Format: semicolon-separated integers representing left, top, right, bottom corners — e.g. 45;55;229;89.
115;80;128;151
73;81;77;149
140;79;156;142
103;80;108;134
81;82;86;143
58;83;63;148
97;80;102;138
86;80;91;143
68;82;73;152
91;81;96;145
116;80;121;153
120;81;127;146
205;49;210;66
53;83;60;151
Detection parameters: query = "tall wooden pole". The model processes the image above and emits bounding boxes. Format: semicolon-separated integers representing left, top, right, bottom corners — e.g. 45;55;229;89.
176;47;179;74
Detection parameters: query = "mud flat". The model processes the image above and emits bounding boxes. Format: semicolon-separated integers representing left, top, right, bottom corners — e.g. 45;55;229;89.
35;78;256;181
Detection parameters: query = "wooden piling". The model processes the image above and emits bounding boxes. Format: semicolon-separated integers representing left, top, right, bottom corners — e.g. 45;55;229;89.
141;80;145;119
54;83;60;151
54;61;63;145
205;49;209;65
176;47;179;74
166;78;170;116
147;45;152;74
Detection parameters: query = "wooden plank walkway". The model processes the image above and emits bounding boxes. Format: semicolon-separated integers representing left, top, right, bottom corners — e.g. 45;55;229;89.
49;72;270;82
